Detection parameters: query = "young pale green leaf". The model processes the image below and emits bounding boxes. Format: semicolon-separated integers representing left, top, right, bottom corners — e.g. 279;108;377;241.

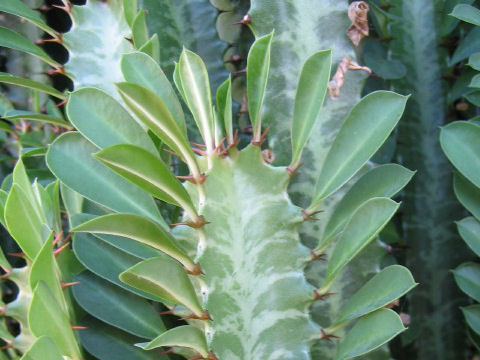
463;305;480;335
132;10;148;48
116;83;200;178
173;62;187;103
291;50;332;167
441;121;480;188
247;32;274;140
321;164;414;248
139;34;160;63
0;73;65;99
179;48;215;149
458;217;480;256
450;4;480;26
29;234;66;313
311;91;408;208
335;309;405;360
121;52;185;131
0;189;7;228
216;75;233;144
29;282;81;359
120;256;203;316
4;110;72;129
123;0;138;28
334;265;417;325
324;198;400;286
66;88;158;155
453;262;480;302
0;27;59;67
46;132;166;227
0;246;10;270
454;173;480;220
78;316;160;360
73;271;165;339
5;184;44;260
72;213;195;271
20;336;64;360
138;325;208;357
0;0;57;36
95;144;197;216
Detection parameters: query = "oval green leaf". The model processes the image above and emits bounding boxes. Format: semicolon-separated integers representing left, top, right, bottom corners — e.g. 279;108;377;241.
458;217;480;257
463;305;480;335
454;172;480;220
20;336;64;360
453;262;480;302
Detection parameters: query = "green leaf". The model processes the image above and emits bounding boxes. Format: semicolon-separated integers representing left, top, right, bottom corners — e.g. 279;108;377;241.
4;110;72;129
0;0;57;36
78;316;160;360
216;76;233;144
138;34;160;63
132;10;148;48
441;121;480;189
121;52;185;132
471;74;480;88
0;245;10;270
66;88;158;155
139;325;208;357
458;217;480;256
453;262;480;301
335;309;405;360
20;336;64;360
469;52;480;71
291;50;333;167
311;91;408;207
29;233;65;313
178;48;215;148
324;198;400;286
73;232;163;302
120;256;203;316
46;132;166;227
0;73;66;99
5;184;44;260
463;305;480;335
123;0;138;28
321;164;414;248
72;213;195;271
29;282;81;358
95;144;196;216
247;32;274;140
454;173;480;220
0;27;59;67
72;271;165;339
450;27;480;65
450;4;480;26
334;265;417;325
116;83;200;177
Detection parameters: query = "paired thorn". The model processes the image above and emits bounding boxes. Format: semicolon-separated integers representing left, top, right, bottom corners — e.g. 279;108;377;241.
310;250;326;262
185;263;205;276
61;281;80;290
179;310;211;322
320;329;340;342
53;231;64;246
45;66;66;76
233;14;251;25
302;209;323;221
176;173;207;185
170;215;210;229
313;290;336;301
54;241;70;258
251;127;269;147
36;34;63;45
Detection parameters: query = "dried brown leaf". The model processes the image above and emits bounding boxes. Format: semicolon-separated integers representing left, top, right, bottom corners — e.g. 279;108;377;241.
347;1;370;46
328;56;371;99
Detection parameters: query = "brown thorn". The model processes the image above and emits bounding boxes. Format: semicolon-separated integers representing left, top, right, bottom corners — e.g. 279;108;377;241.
0;305;7;316
124;37;134;45
71;325;88;330
233;68;247;76
314;290;337;301
179;310;211;322
45;66;65;76
190;141;207;149
320;329;340;342
185;263;205;276
286;163;304;177
7;252;25;258
52;3;72;13
0;343;12;351
192;147;207;156
233;14;251;25
163;148;181;159
54;241;70;258
0;267;12;279
302;209;323;221
53;231;64;246
170;215;210;229
36;34;63;45
61;281;80;290
56;98;68;108
158;310;174;316
251;127;269;147
310;250;326;262
213;138;226;155
158;348;176;356
176;174;207;185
